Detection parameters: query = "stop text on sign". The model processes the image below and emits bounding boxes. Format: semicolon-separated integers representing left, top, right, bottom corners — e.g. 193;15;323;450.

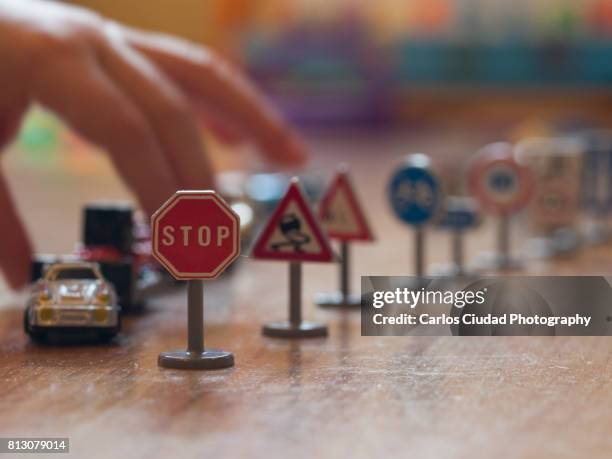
161;225;230;247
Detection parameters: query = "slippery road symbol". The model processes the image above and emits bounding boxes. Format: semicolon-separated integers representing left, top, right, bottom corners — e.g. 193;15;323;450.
270;213;311;253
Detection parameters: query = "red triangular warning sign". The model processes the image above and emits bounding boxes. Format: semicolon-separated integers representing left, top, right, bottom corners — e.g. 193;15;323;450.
251;179;334;262
319;170;374;241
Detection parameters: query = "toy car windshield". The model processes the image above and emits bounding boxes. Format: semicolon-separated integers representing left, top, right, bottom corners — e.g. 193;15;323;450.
49;267;100;281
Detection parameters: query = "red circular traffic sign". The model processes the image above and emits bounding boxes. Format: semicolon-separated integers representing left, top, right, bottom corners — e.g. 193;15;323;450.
151;191;240;280
468;142;534;216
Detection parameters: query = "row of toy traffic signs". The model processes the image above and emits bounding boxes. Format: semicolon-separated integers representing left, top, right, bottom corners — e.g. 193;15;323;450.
388;143;534;226
150;168;374;369
388;143;535;274
150;142;534;370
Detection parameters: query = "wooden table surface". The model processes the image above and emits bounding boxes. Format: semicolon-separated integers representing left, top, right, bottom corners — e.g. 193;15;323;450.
2;125;612;459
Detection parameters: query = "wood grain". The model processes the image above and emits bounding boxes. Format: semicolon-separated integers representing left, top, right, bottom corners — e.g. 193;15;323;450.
2;125;612;459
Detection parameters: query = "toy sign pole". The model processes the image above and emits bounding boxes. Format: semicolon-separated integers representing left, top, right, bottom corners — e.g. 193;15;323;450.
498;214;510;264
151;191;240;369
289;262;302;326
187;280;204;355
316;169;374;309
452;229;463;271
339;242;350;300
431;196;479;277
468;142;534;271
414;226;425;277
388;154;441;278
251;178;335;338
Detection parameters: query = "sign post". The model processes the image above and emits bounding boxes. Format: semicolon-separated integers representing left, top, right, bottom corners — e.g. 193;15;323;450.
388;154;441;278
316;168;374;309
251;178;334;338
468;142;534;271
431;196;480;276
151;191;240;369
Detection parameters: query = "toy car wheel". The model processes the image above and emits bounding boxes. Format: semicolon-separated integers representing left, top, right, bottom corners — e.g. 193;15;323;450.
98;314;121;342
23;311;48;343
98;328;120;342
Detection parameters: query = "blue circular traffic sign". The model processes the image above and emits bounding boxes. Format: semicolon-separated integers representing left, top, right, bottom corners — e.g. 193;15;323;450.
389;161;440;225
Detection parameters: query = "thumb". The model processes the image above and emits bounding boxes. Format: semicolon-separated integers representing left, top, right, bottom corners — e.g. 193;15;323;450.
0;168;32;289
0;104;27;150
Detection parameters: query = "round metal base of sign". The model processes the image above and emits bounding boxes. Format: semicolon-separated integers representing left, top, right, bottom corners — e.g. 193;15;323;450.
315;292;362;309
262;322;328;338
158;350;234;370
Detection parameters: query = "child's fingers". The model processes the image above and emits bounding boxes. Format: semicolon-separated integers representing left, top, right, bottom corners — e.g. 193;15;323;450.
194;101;248;144
0;103;28;150
30;50;179;217
97;24;214;191
0;171;32;289
124;29;308;167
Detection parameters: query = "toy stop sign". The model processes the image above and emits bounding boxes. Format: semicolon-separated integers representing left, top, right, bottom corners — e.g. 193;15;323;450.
151;191;240;279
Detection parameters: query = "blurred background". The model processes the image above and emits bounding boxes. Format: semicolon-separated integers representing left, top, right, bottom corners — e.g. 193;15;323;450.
4;0;612;292
72;0;612;125
11;0;612;168
12;0;612;146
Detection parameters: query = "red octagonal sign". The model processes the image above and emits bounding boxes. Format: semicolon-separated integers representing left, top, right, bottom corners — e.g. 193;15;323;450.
151;191;240;280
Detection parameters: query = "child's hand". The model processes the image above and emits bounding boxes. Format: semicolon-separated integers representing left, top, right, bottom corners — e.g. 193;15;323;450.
0;0;307;289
